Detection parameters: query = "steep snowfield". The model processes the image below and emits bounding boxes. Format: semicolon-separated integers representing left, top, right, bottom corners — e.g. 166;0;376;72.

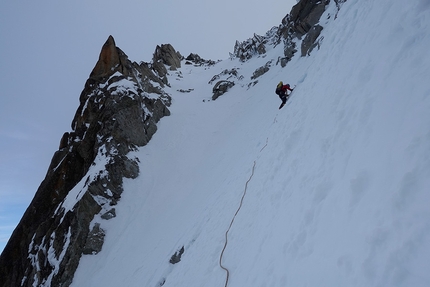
71;0;430;286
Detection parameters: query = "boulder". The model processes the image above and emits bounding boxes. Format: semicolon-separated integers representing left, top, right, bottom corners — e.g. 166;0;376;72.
83;223;105;255
169;246;185;264
212;80;235;100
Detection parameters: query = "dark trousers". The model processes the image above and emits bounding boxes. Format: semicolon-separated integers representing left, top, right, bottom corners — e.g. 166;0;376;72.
280;95;287;104
279;94;287;109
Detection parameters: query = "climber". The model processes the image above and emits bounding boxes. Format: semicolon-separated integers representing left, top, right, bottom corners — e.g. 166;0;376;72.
275;81;294;109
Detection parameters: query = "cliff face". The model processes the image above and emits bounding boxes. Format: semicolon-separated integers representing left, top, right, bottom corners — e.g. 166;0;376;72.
232;0;344;63
0;35;175;287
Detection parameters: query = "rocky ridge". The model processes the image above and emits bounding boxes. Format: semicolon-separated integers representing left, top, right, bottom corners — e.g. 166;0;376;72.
0;36;176;287
213;0;343;100
232;0;345;67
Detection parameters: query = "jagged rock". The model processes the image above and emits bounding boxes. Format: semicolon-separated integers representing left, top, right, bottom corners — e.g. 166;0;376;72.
275;0;329;62
209;68;241;85
186;53;202;63
276;56;290;68
212;80;235;100
152;44;183;77
334;0;348;18
301;24;324;56
233;33;267;61
251;61;273;80
83;223;105;255
169;246;185;264
282;32;298;61
101;208;116;220
89;35;130;81
178;88;194;93
59;132;70;149
289;0;328;36
230;0;329;66
278;0;330;61
185;53;216;66
0;35;172;287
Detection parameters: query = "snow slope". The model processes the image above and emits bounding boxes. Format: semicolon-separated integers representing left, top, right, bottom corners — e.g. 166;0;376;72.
71;0;430;286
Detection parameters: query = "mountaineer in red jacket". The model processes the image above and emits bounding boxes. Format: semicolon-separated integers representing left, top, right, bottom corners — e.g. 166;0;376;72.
275;81;294;109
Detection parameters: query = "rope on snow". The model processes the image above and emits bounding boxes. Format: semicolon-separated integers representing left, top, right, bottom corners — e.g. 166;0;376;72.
260;137;269;152
219;161;256;287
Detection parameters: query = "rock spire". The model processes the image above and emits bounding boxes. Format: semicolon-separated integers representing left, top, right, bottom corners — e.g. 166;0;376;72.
0;35;173;287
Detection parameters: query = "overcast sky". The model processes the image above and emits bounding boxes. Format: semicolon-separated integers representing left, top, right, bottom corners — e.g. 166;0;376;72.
0;0;296;252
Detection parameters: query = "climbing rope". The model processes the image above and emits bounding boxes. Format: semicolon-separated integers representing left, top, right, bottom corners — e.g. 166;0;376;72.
260;137;269;152
219;161;256;287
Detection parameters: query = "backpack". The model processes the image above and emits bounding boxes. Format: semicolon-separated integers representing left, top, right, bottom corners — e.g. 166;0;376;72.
275;81;283;95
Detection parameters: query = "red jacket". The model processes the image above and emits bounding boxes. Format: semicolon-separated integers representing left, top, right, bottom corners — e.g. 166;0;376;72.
281;84;293;93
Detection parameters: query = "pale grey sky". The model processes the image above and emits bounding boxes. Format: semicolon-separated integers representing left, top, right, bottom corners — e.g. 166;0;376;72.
0;0;296;253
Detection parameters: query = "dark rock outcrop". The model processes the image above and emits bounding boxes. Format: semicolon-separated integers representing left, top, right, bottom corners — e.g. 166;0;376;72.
169;246;185;264
251;61;273;80
90;35;124;79
233;33;267;61
0;35;173;287
233;0;331;65
278;0;329;60
185;53;217;66
301;24;324;56
82;223;105;255
208;68;242;85
152;44;183;78
289;0;328;36
212;80;235;100
59;132;70;149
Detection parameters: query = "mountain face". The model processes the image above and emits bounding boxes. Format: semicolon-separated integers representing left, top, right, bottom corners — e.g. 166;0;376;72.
0;1;343;285
0;36;173;286
2;0;429;286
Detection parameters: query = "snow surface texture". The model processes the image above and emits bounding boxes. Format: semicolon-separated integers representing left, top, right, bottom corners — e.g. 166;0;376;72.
71;1;430;286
